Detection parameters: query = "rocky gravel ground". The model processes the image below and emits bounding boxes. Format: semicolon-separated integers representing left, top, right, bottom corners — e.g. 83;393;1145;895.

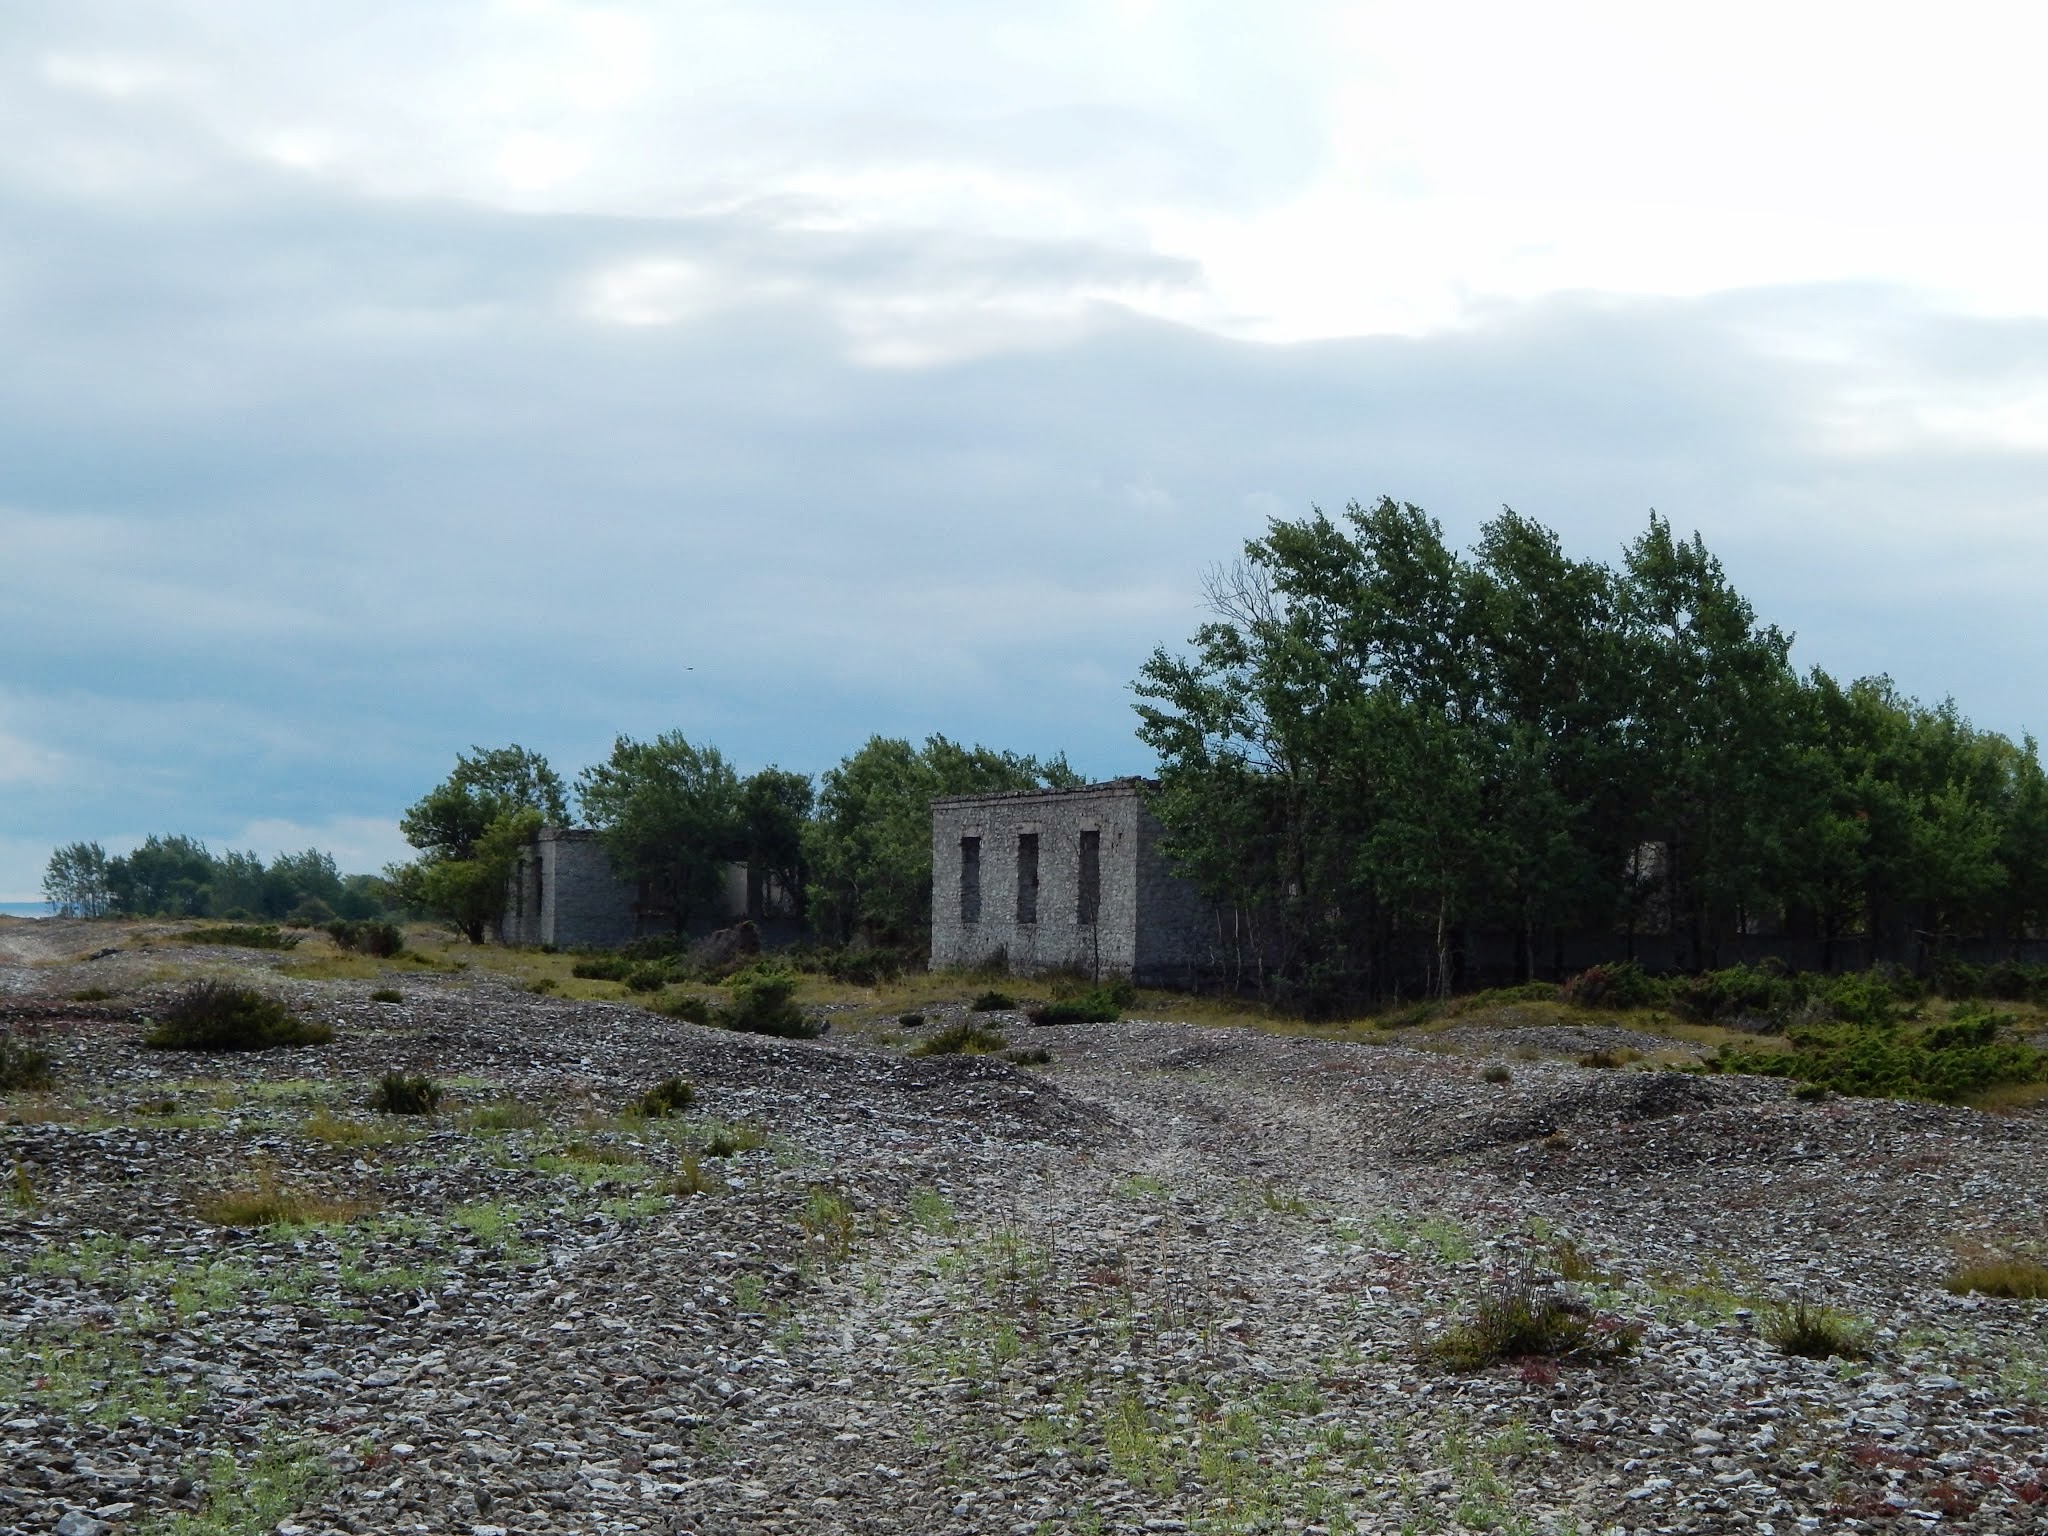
2;920;2045;1535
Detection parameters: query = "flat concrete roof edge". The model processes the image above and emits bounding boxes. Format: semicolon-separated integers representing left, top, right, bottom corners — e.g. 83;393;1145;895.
930;776;1156;809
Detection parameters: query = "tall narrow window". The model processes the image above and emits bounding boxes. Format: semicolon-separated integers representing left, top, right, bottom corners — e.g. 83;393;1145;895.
1077;830;1100;925
959;836;981;924
1015;833;1039;924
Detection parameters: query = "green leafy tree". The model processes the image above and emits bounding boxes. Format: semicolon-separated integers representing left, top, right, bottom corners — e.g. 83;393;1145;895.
737;767;815;918
42;841;113;918
394;743;568;941
575;733;742;932
107;835;216;917
808;735;1074;944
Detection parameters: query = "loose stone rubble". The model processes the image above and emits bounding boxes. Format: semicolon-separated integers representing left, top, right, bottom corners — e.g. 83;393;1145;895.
1;921;2044;1535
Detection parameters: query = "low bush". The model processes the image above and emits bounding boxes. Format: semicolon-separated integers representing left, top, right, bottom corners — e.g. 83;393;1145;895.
630;1076;696;1118
718;967;822;1039
1006;1046;1053;1066
1559;961;1666;1010
656;992;715;1025
143;981;334;1051
1761;1296;1871;1360
1669;962;1799;1025
1425;1252;1640;1371
1945;1258;2048;1299
0;1032;55;1093
1028;984;1129;1026
526;977;558;995
326;919;404;958
910;1021;1009;1057
571;956;634;983
1481;1063;1512;1085
367;1072;442;1115
180;924;300;951
368;987;403;1004
970;990;1017;1012
69;986;116;1002
897;1012;926;1028
1709;1001;2048;1103
625;962;673;993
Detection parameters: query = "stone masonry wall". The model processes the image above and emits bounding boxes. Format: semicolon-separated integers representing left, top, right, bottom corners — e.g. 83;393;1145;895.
930;779;1210;983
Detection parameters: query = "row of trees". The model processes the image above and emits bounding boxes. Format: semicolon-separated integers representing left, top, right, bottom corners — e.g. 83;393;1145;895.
392;737;1077;943
1137;500;2048;1001
41;837;387;923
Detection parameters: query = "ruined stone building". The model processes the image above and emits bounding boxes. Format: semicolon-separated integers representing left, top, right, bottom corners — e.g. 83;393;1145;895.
928;779;1212;982
497;827;790;948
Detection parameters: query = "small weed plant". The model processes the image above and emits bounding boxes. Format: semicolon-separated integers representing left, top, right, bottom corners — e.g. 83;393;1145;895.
367;987;403;1004
1481;1063;1512;1084
911;1020;1009;1056
1426;1251;1640;1371
467;1099;546;1131
1761;1295;1872;1359
1006;1046;1053;1065
144;981;333;1051
367;1072;442;1115
630;1076;696;1118
70;986;117;1002
0;1031;55;1093
667;1154;721;1198
970;990;1016;1012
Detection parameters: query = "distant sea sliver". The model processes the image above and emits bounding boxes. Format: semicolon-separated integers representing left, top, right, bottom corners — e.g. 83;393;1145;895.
0;902;51;919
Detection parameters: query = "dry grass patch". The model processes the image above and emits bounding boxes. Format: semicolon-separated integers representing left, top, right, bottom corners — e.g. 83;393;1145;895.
1946;1258;2048;1299
196;1169;372;1228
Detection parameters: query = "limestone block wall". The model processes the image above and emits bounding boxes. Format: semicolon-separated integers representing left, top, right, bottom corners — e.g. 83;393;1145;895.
930;779;1208;983
500;829;765;948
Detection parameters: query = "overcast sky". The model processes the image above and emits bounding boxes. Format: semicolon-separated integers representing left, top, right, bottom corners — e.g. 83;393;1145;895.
5;1;2048;898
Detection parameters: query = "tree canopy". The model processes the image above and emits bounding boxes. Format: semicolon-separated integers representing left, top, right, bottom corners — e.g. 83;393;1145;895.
1137;499;2048;1004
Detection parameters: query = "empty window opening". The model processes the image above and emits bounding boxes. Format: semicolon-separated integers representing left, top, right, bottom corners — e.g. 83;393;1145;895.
1077;830;1100;925
960;837;981;924
1016;833;1039;924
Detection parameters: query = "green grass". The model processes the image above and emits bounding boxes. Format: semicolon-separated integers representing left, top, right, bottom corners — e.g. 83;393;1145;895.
467;1099;547;1131
1945;1258;2048;1299
908;1020;1009;1056
144;1442;333;1535
1761;1296;1872;1360
0;1325;198;1427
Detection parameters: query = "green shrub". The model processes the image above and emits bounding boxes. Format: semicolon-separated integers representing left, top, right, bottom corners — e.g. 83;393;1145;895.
623;962;673;993
1481;1063;1512;1085
1559;961;1666;1010
655;991;715;1025
180;924;301;951
143;982;333;1051
69;986;116;1002
910;1021;1009;1056
571;956;633;982
1761;1296;1870;1360
896;1012;927;1028
1028;986;1127;1025
0;1032;55;1093
1005;1046;1053;1066
719;967;822;1039
1945;1259;2048;1299
1425;1252;1641;1371
1710;1001;2048;1103
1670;962;1798;1024
368;987;403;1004
630;1076;696;1118
326;919;404;958
526;977;557;994
367;1072;442;1115
1459;982;1561;1009
970;990;1016;1012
